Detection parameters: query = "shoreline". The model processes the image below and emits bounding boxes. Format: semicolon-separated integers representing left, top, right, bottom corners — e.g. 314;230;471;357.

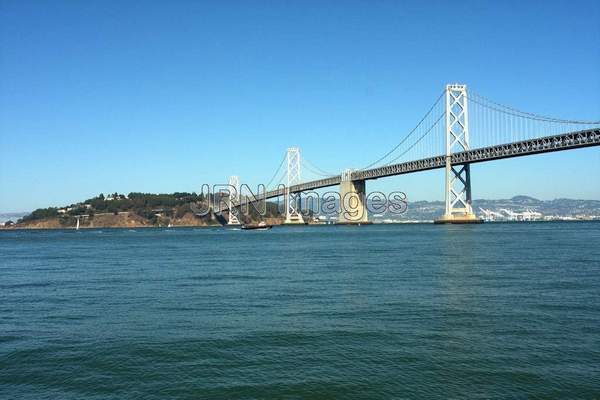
2;219;599;231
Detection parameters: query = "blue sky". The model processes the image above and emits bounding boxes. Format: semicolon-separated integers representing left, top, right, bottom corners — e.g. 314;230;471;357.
1;0;599;212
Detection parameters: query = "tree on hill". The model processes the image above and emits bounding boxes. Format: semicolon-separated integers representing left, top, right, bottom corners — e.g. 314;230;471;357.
19;207;59;222
19;192;213;225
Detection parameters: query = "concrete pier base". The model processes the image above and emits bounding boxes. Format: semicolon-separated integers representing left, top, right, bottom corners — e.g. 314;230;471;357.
337;179;369;225
434;213;483;224
283;217;306;225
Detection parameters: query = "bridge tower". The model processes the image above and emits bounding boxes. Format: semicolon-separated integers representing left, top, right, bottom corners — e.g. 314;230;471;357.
284;147;305;224
228;175;241;225
436;84;482;224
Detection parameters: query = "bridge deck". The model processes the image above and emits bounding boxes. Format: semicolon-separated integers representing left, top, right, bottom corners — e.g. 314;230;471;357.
353;128;600;181
221;128;599;208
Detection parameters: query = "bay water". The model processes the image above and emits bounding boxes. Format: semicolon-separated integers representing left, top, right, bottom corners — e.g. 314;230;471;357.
1;223;599;398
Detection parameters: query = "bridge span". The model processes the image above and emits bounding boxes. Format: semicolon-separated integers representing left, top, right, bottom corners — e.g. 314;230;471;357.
215;84;600;224
271;127;600;197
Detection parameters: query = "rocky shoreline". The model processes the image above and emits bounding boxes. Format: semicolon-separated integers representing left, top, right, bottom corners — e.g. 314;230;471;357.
1;211;284;230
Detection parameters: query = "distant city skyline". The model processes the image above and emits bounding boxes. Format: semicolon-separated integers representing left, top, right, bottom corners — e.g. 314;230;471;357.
1;1;599;212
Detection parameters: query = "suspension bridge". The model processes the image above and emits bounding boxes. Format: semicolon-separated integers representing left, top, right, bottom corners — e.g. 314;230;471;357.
216;84;600;224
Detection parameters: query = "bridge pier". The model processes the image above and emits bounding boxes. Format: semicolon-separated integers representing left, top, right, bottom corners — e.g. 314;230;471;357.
435;160;481;223
337;170;370;225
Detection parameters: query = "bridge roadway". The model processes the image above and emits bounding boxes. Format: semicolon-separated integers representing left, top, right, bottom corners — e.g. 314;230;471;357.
225;128;600;208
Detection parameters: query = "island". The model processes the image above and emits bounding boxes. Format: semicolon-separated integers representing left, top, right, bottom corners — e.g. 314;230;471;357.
5;192;284;229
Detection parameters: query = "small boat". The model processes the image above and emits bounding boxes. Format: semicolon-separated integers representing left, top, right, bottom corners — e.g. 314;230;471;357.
241;221;272;230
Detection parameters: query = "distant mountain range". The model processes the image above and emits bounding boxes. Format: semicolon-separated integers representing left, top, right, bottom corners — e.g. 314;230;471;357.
380;196;600;221
0;212;28;224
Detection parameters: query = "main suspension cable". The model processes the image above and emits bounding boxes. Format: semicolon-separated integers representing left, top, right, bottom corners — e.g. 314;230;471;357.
470;91;600;125
264;153;287;189
361;90;445;170
384;111;446;166
303;157;336;177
